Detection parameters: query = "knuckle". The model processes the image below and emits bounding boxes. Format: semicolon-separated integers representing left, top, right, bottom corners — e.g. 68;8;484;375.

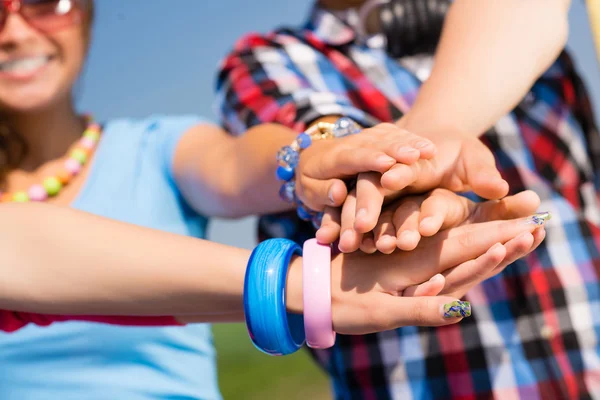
408;300;429;326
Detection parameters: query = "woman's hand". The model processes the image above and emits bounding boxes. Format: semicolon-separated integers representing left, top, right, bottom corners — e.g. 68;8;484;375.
295;123;436;211
287;214;548;334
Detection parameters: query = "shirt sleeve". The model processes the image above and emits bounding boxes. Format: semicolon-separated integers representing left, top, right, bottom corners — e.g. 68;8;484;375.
215;32;378;135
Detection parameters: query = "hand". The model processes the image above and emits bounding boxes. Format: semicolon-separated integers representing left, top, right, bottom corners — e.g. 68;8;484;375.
315;130;509;245
356;189;540;254
287;215;548;335
295;123;436;211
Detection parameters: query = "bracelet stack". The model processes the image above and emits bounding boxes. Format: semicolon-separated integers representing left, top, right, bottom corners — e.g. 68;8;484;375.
244;238;336;355
276;117;361;228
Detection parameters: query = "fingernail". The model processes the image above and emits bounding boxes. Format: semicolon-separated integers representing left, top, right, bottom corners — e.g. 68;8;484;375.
356;208;367;220
328;188;335;204
522;212;552;226
377;155;395;164
399;230;418;242
414;140;433;149
397;146;419;154
442;301;471;319
419;217;435;231
341;229;353;243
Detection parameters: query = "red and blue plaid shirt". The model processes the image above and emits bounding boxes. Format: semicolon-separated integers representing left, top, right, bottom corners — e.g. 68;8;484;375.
216;6;600;399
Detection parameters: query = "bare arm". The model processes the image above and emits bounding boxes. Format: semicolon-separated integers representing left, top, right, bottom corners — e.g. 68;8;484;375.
0;202;545;332
0;202;263;319
172;123;297;218
401;0;572;138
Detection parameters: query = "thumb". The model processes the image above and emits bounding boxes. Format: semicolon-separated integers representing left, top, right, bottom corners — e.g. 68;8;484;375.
378;296;472;330
462;139;509;200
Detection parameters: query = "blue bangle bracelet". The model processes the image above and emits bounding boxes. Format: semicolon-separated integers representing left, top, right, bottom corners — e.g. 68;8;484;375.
244;239;305;356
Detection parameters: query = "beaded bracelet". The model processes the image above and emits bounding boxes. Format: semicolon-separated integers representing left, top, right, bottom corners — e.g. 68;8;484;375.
276;117;362;228
244;238;306;356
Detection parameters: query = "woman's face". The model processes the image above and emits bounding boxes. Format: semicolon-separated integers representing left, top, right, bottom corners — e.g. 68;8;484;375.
0;0;88;113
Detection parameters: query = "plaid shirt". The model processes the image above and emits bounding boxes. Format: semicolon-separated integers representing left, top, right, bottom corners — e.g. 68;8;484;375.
216;7;600;400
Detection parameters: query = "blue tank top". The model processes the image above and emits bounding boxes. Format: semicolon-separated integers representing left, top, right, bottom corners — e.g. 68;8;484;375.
0;116;221;400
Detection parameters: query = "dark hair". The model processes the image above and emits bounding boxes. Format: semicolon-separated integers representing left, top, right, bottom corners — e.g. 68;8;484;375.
0;0;95;187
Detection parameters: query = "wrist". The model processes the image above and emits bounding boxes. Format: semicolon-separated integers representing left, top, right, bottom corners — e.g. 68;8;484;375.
285;255;304;314
396;112;473;141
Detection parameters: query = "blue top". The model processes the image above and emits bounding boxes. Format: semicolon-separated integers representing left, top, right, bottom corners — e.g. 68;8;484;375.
0;116;221;400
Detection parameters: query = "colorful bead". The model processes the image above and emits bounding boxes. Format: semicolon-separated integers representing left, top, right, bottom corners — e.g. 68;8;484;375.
276;165;295;181
83;126;101;141
296;133;312;149
43;177;63;196
279;181;297;203
276;146;299;168
13;191;29;202
28;184;48;201
333;117;361;137
64;158;82;174
79;137;96;150
56;169;72;185
296;204;314;221
1;193;12;202
70;149;88;164
311;212;324;229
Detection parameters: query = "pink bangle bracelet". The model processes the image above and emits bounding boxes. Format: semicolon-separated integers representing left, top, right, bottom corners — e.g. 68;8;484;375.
302;238;336;349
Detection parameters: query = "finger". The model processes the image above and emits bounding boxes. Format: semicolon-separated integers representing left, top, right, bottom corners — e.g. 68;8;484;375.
354;172;385;233
440;242;507;297
314;146;396;178
379;163;420;192
359;231;378;254
402;274;446;297
369;295;472;330
298;176;348;211
392;199;422;251
372;208;397;254
470;190;541;223
371;124;437;160
462;140;509;200
385;146;421;164
316;207;342;245
414;213;551;278
490;227;543;274
339;192;363;253
418;190;469;237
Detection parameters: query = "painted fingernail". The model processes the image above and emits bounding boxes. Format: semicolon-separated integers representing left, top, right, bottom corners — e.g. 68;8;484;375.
442;301;471;319
414;140;433;149
522;212;552;226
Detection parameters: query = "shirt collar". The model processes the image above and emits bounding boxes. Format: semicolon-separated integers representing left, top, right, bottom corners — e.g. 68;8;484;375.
304;5;359;46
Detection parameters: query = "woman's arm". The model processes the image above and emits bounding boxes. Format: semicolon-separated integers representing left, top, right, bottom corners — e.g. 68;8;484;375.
401;0;571;138
0;202;546;333
171;121;433;218
171;123;296;218
0;202;258;317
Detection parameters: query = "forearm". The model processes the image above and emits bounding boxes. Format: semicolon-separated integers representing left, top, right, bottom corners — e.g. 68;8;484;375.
400;0;571;138
175;123;297;218
0;203;302;320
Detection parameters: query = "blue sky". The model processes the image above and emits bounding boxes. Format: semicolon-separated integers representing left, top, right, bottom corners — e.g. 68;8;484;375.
77;1;600;248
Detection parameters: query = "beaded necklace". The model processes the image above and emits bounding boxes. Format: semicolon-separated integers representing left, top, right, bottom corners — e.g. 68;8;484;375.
0;118;102;203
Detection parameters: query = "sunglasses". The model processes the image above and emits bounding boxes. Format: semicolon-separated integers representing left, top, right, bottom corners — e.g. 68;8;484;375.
0;0;83;33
